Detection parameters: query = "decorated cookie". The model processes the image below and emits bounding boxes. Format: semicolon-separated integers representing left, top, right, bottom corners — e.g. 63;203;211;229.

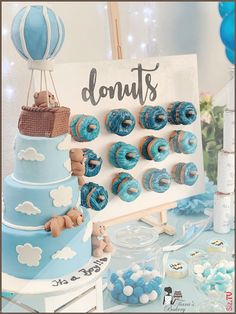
172;162;198;186
70;114;100;142
165;259;188;279
186;248;208;262
109;142;140;170
169;130;197;154
139;105;167;130
112;172;141;202
143;168;171;193
106;109;136;136
81;182;108;211
83;148;102;177
167;101;197;125
140;136;169;162
208;239;227;253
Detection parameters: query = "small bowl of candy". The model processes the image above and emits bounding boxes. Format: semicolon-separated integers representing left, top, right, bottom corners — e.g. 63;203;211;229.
108;263;162;305
192;259;234;312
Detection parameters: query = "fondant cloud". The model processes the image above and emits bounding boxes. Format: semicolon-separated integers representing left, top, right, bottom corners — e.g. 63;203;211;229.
15;201;41;215
64;159;72;172
50;185;73;207
57;134;71;150
52;247;76;260
18;147;45;161
83;221;93;242
16;243;42;267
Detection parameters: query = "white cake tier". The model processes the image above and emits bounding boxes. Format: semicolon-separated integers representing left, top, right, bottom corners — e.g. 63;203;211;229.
13;132;72;184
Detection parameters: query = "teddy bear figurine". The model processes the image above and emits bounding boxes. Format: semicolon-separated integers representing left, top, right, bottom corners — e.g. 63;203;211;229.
33;90;58;108
70;148;86;186
66;207;84;226
92;222;113;257
44;215;74;237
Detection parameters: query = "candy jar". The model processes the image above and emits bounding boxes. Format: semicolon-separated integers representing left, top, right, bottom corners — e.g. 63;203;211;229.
107;225;163;305
192;258;234;312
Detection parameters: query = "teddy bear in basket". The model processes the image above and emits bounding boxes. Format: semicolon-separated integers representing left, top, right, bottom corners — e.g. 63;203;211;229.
92;222;113;257
33;90;59;108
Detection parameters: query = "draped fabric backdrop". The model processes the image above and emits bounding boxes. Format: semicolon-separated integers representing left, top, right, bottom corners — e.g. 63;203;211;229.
2;1;230;179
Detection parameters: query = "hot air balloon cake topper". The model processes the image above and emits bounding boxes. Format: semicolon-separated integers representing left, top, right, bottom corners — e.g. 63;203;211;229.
11;5;70;137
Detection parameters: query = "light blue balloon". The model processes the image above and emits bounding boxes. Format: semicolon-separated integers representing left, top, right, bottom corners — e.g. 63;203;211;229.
225;48;235;64
218;2;235;18
11;5;65;61
220;11;235;51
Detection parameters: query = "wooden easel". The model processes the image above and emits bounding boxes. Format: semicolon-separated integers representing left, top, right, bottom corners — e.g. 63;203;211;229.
105;3;176;236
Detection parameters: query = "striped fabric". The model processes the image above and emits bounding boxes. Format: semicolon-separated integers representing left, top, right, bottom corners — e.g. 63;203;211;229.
11;5;65;61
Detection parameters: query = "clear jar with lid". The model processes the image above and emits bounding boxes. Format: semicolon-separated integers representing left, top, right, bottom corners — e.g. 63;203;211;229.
107;225;163;305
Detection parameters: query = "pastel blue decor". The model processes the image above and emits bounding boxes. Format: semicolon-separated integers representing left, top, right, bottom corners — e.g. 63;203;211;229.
225;47;235;64
172;177;216;215
220;10;235;52
3;175;80;227
14;133;70;184
218;2;235;18
2;209;91;279
11;5;65;61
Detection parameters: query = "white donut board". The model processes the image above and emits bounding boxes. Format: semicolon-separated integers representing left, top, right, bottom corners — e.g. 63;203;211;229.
51;54;204;223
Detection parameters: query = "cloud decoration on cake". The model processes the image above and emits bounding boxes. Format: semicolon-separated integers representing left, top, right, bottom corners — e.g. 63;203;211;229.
172;176;216;215
18;147;45;161
57;134;71;150
15;201;41;215
64;159;72;172
83;221;93;242
50;185;73;207
16;243;42;267
52;247;76;260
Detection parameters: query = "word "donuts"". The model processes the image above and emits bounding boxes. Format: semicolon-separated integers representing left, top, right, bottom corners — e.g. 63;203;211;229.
169;130;197;154
139;105;167;130
167;101;197;125
70;114;100;142
83;148;102;177
143;168;171;193
140;136;169;162
112;172;141;202
81;182;108;211
109;142;140;170
172;162;198;186
106;109;136;136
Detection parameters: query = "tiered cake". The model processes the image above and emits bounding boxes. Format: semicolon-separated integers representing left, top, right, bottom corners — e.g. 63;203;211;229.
2;102;92;280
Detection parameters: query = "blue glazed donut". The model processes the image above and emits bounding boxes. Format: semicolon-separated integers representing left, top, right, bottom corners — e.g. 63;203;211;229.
148;137;170;161
172;162;198;186
81;182;108;211
140;136;153;160
83;148;103;177
139;106;168;130
70;114;100;142
167;102;197;125
167;101;181;124
112;172;132;195
112;173;141;202
109;142;140;170
176;102;197;125
169;130;197;154
106;109;136;136
143;168;171;193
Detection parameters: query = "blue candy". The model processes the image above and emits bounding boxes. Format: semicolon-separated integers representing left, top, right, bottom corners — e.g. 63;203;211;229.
200;283;211;293
127;295;139;304
110;273;118;283
217;267;226;274
111;289;119;299
123;270;133;279
125;278;135;287
135;277;145;287
118;293;128;303
145;265;153;271
114;283;123;294
150;280;159;290
203;268;211;277
144;283;153;294
153;276;162;285
155;286;162;296
116;279;124;287
133;286;144;297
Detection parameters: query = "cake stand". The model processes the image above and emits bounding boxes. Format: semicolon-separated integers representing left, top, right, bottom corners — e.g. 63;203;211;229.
2;253;111;313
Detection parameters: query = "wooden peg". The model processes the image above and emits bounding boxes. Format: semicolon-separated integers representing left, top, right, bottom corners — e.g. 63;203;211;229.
123;119;132;125
89;124;97;130
98;195;105;201
160;178;170;185
159;146;167;151
128;187;138;193
89;160;101;166
190;170;197;176
127;152;136;158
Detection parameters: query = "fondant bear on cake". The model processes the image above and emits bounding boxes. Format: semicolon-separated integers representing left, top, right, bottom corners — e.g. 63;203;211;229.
92;222;113;257
33;90;58;108
66;207;84;225
70;148;86;186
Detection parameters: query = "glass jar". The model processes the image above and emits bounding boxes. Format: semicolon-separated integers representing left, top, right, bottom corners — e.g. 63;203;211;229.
107;224;163;305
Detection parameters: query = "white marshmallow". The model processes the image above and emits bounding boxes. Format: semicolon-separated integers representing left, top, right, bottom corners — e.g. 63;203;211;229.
123;286;133;296
194;264;204;274
117;270;124;277
148;290;158;301
107;282;114;291
131;264;141;272
139;294;149;304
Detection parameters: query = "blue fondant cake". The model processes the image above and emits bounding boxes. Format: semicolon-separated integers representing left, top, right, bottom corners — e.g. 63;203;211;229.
2;127;92;279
